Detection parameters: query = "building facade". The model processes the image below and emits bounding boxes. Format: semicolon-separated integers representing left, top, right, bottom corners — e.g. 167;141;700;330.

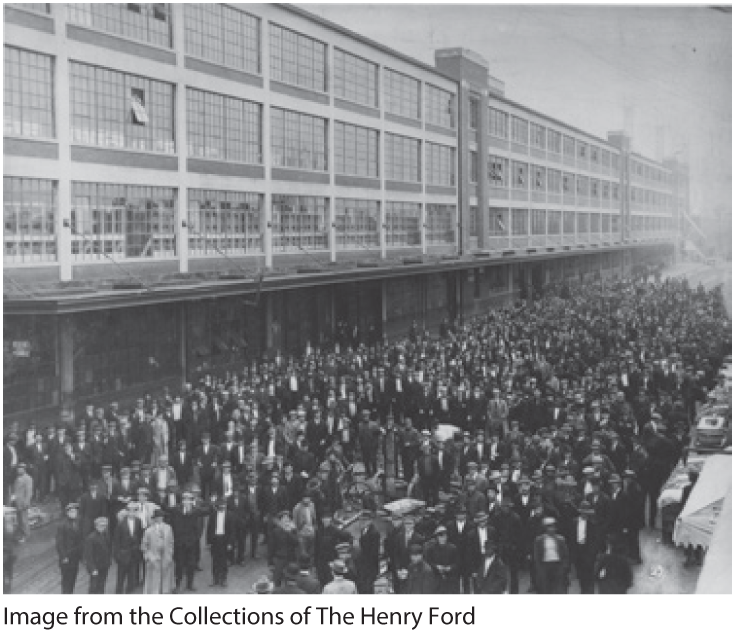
4;3;679;424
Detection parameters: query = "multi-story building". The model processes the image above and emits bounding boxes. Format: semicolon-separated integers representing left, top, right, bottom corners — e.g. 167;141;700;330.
3;4;679;424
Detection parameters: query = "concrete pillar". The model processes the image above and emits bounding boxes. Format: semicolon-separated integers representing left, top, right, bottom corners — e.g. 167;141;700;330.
421;203;427;256
262;21;274;270
53;11;72;282
172;4;189;273
179;303;188;385
381;280;388;340
58;315;75;419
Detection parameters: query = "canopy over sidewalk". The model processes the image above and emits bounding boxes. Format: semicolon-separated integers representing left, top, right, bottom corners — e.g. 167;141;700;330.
695;488;732;594
674;454;732;549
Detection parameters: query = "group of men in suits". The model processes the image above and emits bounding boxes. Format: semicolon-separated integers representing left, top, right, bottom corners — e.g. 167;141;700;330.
5;274;730;595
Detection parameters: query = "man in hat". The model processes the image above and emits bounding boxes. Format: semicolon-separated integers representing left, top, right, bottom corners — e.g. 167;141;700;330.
56;502;84;594
11;463;33;542
207;497;235;587
595;534;633;594
214;460;236;500
110;466;136;519
425;524;459;593
295;553;321;594
171;439;194;488
473;530;508;594
323;559;357;594
169;490;210;592
571;501;601;594
416;441;441;507
4;432;21;505
151;455;177;505
113;499;143;593
464;478;488;522
226;483;248;565
79;481;109;537
403;542;435;594
355;510;381;594
194;432;218;501
141;507;174;594
84;516;111;594
358;410;381;478
397;418;421;485
621;470;645;564
26;432;50;503
242;471;263;560
491;494;522;594
271;510;299;587
252;576;274;595
533;517;570;594
445;505;473;593
292;490;317;561
315;512;352;586
262;470;289;564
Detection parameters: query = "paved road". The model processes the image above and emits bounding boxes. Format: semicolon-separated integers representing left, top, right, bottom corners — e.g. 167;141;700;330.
10;260;731;595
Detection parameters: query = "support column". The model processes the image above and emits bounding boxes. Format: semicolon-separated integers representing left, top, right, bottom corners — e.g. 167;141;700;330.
173;4;188;273
421;203;427;256
381;280;388;342
54;13;72;282
58;315;75;420
179;303;188;385
262;21;274;271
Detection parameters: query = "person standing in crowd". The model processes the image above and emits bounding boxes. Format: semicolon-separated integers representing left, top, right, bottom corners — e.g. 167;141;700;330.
168;490;209;593
56;502;84;594
207;498;235;587
534;517;570;594
595;535;633;594
12;463;33;543
112;499;143;594
141;508;174;594
83;516;111;594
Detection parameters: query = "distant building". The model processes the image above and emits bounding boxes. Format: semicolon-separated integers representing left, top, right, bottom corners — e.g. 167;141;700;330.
3;3;680;424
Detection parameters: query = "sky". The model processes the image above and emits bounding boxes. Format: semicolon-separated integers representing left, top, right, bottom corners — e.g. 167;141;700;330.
303;3;732;217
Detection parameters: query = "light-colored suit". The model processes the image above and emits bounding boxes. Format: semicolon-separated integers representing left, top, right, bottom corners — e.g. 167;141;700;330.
141;522;174;594
13;472;34;538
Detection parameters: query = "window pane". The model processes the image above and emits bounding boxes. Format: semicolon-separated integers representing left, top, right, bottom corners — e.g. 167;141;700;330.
384;68;420;120
69;61;174;153
4;46;55;139
67;3;173;48
270;23;326;92
183;4;260;72
4;177;58;263
70;182;177;260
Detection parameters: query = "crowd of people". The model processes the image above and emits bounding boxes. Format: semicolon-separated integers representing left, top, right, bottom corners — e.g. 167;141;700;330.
3;273;731;595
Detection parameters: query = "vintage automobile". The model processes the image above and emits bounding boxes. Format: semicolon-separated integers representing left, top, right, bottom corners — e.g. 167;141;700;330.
692;412;732;453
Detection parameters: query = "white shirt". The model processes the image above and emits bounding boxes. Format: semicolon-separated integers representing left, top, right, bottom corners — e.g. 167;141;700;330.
577;518;587;544
157;469;167;490
223;474;232;497
477;526;487;555
172;403;182;421
8;445;17;466
456;520;465;533
216;510;225;535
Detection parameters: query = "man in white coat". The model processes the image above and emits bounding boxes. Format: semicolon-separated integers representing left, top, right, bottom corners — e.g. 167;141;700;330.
141;508;174;594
